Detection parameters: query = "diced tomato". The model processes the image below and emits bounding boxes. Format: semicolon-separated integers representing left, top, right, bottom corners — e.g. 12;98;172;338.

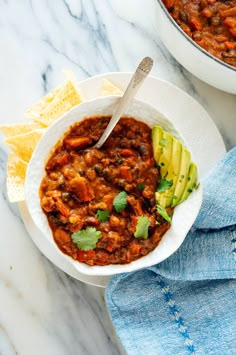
162;0;175;9
208;0;216;5
103;194;114;212
229;27;236;37
127;195;143;215
129;243;143;256
77;250;96;263
64;137;92;150
120;166;133;182
70;220;83;233
223;17;236;28
215;35;228;42
109;215;120;227
56;200;70;217
201;7;213;18
54;229;71;244
57;152;70;166
189;17;202;31
119;149;137;158
220;6;236;18
225;41;236;49
69;176;95;201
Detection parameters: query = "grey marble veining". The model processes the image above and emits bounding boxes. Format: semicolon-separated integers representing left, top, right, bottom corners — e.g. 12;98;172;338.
0;1;235;354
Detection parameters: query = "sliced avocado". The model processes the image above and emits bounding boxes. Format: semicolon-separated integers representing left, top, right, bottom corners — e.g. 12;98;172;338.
158;131;173;177
179;162;198;204
152;126;198;208
156;137;182;208
152;126;163;163
172;147;191;207
152;125;173;175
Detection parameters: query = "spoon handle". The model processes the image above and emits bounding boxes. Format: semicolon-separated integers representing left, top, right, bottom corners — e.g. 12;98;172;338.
95;57;153;149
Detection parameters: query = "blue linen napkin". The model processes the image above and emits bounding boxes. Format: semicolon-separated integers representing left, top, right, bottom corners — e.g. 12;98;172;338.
105;148;236;355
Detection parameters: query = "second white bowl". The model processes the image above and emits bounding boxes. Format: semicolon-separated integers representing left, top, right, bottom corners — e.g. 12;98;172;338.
155;0;236;94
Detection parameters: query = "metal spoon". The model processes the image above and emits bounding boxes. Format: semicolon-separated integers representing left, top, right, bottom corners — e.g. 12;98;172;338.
94;56;153;149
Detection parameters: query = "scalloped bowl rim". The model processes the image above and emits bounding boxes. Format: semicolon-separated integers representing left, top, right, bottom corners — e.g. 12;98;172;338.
25;96;202;276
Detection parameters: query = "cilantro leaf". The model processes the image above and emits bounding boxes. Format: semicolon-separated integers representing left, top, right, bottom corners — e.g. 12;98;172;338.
113;191;128;213
117;158;123;164
138;183;145;191
71;227;102;251
159;138;168;147
95;210;110;222
134;216;150;239
157;178;173;193
156;204;172;223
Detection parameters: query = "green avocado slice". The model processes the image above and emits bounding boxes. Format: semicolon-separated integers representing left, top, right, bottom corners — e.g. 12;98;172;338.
156;137;182;208
179;162;198;204
172;147;191;206
152;126;163;163
158;131;173;177
152;125;173;176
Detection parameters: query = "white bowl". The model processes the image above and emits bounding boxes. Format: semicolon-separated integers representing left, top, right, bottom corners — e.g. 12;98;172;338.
25;96;202;276
156;0;236;94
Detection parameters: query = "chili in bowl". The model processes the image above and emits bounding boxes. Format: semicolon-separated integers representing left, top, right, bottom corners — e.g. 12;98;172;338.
25;96;202;276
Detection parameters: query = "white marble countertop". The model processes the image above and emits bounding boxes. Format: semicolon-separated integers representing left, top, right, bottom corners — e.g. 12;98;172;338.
0;1;235;354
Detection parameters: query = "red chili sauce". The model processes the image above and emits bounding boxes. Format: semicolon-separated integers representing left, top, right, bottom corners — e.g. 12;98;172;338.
40;116;171;266
163;0;236;67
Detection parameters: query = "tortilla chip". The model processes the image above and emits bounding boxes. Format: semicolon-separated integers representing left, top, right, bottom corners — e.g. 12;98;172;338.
0;122;42;138
23;85;63;122
33;80;82;127
63;69;84;100
2;74;84;203
4;129;45;163
7;154;27;202
101;79;123;96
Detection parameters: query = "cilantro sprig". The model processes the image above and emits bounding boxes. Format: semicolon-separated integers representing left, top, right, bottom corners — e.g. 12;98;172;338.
113;191;128;213
71;227;102;251
134;216;150;239
157;178;173;193
138;183;145;191
95;210;110;222
156;204;172;223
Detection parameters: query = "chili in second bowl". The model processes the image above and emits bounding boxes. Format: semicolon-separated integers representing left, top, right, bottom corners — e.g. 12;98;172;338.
163;0;236;67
